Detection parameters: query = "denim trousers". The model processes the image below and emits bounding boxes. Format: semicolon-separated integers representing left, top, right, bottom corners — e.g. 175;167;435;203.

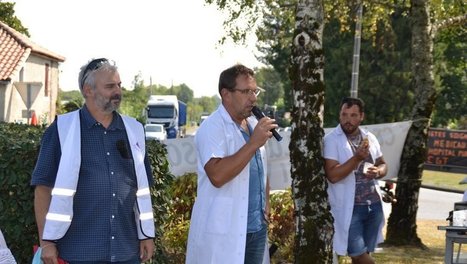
244;226;267;264
347;202;384;256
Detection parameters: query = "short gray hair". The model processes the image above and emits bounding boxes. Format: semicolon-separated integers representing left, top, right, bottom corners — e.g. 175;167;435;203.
78;58;118;95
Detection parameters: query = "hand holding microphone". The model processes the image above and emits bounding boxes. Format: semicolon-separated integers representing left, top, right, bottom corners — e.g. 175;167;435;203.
251;106;282;142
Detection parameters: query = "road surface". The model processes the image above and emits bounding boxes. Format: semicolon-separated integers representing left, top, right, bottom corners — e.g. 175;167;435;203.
382;186;464;220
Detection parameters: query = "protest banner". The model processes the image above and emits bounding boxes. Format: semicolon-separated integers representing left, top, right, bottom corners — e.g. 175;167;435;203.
425;128;467;173
164;121;413;190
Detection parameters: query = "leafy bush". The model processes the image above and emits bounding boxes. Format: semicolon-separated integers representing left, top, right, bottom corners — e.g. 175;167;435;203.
269;189;295;263
0;123;175;263
162;173;197;263
0;122;295;263
146;140;176;263
156;175;296;264
0;123;44;263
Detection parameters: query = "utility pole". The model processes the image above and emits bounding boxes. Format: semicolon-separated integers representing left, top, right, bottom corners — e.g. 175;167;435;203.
350;1;363;98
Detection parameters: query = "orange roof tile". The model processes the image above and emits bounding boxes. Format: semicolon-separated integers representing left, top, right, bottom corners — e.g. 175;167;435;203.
0;20;65;81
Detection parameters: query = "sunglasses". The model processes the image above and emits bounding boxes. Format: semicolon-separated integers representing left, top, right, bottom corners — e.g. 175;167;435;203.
80;58;108;89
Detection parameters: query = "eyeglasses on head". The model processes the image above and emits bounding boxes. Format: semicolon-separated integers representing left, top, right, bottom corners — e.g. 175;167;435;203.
80;58;109;89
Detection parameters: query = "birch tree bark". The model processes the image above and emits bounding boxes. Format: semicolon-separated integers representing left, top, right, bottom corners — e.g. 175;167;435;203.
289;0;334;262
385;0;436;247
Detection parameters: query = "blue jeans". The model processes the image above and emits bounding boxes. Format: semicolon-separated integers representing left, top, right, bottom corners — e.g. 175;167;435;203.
347;202;384;257
244;226;267;264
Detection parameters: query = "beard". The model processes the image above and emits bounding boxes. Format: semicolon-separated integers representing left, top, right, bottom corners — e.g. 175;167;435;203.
242;110;252;119
237;106;253;119
96;93;121;113
341;122;359;135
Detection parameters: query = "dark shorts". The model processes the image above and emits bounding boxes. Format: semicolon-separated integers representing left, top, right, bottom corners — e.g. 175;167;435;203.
347;202;384;257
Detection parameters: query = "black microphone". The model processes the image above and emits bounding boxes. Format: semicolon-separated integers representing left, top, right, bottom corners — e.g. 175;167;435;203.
251;106;282;141
116;139;131;159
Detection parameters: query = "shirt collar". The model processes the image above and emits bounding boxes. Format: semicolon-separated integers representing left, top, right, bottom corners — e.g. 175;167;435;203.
219;103;235;125
336;124;345;135
219;103;258;128
80;104;124;130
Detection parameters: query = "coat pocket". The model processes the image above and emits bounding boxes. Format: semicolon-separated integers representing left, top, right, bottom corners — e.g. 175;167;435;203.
205;197;233;235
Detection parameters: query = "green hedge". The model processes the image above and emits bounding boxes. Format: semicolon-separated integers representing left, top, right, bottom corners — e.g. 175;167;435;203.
0;123;174;263
0;123;43;263
162;172;197;262
269;189;294;262
0;122;295;263
147;139;176;263
157;174;295;263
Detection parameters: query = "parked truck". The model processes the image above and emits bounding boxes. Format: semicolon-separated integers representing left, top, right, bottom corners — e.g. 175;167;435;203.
145;95;187;139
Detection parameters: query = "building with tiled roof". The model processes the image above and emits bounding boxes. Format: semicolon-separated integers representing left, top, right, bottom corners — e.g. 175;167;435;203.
0;20;65;124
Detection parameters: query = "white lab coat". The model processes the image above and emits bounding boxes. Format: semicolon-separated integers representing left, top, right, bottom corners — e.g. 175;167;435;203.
323;125;385;256
186;104;269;264
0;229;16;264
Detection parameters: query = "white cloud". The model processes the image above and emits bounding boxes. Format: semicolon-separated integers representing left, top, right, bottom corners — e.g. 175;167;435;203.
11;0;263;97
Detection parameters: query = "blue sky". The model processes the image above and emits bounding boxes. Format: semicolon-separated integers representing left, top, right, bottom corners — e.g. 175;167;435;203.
11;0;263;97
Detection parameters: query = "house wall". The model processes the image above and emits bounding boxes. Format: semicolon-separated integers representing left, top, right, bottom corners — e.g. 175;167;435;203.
7;54;60;124
0;82;8;122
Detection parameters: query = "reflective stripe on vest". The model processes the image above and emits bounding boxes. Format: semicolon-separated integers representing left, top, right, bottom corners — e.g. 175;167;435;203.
121;115;155;239
42;111;80;240
42;110;155;240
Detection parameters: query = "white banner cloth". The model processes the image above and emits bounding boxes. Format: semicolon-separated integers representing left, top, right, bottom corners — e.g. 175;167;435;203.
164;121;412;190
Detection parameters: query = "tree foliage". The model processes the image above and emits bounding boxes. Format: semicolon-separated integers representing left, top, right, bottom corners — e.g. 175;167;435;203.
256;0;295;110
205;0;261;44
167;83;194;104
254;66;284;106
188;96;220;125
259;1;417;126
0;2;30;36
432;26;467;129
56;90;84;114
386;0;466;245
206;0;465;129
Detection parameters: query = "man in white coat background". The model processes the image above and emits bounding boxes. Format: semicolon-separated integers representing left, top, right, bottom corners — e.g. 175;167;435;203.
324;97;387;264
186;64;276;264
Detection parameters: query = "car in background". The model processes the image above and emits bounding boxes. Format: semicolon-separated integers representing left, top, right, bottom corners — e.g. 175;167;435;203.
198;114;209;126
144;124;167;141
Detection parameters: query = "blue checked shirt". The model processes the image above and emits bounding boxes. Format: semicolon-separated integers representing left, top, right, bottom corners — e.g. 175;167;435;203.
31;105;153;262
239;123;267;233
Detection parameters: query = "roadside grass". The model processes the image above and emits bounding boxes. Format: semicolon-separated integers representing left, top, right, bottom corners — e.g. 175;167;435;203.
421;170;466;192
337;169;467;263
338;220;447;263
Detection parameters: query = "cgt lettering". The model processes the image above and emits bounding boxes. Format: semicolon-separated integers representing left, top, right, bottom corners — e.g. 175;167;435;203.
427;155;449;165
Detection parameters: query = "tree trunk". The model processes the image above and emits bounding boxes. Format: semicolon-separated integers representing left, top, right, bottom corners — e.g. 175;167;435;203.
386;0;436;247
289;1;334;263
